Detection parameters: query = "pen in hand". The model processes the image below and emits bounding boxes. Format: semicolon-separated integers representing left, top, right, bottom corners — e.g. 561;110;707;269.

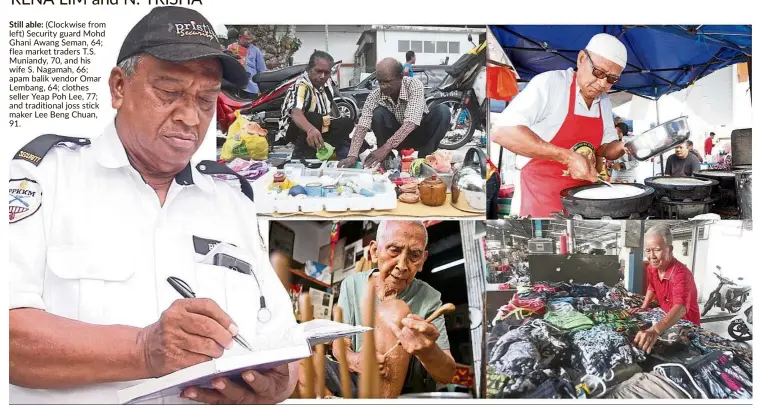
166;276;253;352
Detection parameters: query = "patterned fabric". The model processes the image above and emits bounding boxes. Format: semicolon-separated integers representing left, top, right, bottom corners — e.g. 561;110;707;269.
569;325;646;378
349;76;428;157
277;72;335;141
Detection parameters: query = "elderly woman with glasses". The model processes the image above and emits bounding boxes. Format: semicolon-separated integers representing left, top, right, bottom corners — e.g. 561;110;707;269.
491;33;631;218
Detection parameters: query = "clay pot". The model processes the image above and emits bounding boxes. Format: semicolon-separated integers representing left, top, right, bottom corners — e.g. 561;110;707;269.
418;175;447;206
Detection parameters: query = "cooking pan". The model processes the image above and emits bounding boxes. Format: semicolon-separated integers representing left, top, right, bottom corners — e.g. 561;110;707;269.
624;116;690;161
644;176;717;201
560;183;655;219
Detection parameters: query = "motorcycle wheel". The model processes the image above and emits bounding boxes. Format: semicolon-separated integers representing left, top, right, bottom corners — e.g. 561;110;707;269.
429;97;475;150
701;293;717;316
728;294;748;314
728;321;752;341
336;100;356;122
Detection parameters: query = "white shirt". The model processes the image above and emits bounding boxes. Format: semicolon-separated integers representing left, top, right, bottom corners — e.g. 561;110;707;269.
495;68;618;169
9;122;295;404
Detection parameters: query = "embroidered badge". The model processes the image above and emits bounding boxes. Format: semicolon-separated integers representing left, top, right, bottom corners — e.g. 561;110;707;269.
9;178;42;223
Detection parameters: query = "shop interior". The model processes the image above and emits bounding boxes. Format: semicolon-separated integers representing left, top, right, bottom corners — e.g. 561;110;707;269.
483;219;753;399
266;220;477;397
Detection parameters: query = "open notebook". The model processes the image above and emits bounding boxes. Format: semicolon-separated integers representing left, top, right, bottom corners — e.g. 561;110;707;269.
118;320;371;404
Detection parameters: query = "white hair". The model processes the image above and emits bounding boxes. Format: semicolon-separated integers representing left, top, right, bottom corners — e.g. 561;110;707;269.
117;53;145;77
376;220;428;248
645;224;673;246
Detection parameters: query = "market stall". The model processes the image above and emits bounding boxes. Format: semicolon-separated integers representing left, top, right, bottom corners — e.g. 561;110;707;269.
267;220;479;398
482;219;753;399
488;25;752;220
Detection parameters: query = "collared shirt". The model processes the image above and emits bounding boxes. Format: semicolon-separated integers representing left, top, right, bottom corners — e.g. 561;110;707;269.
646;259;701;326
277;72;335;140
337;270;449;353
351;76;428;157
495;68;618;169
244;44;267;94
9;122;295;404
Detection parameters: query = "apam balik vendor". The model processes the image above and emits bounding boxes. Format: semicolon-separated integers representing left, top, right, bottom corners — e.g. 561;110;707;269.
492;33;630;217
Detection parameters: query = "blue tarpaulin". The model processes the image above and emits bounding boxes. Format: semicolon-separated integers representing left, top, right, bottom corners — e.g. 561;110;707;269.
489;25;751;100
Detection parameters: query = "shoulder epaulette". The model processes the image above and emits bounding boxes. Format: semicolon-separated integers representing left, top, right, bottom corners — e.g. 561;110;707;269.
13;134;91;166
196;160;254;202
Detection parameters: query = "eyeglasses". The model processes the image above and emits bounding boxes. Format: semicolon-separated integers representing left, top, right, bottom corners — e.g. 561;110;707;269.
584;50;621;85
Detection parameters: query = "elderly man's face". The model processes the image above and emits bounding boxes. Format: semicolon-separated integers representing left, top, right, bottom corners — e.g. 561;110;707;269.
674;143;689;159
110;55;221;174
577;50;623;101
371;222;428;296
377;67;402;99
644;234;672;270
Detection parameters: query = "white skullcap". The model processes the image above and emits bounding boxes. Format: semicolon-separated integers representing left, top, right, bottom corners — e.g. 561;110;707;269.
585;33;628;68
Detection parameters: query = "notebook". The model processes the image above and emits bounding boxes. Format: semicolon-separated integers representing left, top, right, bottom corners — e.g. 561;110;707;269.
118;320;371;404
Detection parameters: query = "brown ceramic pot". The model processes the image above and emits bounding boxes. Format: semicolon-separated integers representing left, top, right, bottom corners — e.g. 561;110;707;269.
418;175;447;206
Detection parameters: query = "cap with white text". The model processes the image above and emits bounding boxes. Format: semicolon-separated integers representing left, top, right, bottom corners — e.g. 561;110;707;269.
117;6;248;88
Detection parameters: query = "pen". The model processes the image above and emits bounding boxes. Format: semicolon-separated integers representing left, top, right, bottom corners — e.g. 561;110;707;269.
166;276;253;352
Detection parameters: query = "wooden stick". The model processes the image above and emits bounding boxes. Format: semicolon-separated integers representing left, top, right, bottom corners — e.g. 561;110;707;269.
333;305;353;399
358;280;381;398
383;303;457;357
298;293;316;399
315;343;326;398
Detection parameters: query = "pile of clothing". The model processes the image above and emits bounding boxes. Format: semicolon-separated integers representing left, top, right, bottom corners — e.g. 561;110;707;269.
486;281;753;400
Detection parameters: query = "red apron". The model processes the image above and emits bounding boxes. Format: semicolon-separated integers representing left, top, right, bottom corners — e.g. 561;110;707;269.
519;73;604;217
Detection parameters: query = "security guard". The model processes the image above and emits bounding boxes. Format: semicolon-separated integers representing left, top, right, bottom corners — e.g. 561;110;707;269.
9;7;296;404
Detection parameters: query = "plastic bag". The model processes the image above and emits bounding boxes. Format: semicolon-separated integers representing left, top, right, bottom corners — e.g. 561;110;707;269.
220;111;269;161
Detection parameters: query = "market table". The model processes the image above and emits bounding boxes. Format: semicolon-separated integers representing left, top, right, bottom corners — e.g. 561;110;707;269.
259;193;483;219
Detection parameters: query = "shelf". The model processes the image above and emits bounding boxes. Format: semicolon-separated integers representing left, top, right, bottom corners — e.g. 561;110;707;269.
289;269;331;289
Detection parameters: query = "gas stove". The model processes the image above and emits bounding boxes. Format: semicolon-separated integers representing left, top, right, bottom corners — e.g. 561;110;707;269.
652;196;717;220
551;211;648;221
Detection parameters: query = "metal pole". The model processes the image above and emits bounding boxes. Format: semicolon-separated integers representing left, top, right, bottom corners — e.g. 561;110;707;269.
690;223;699;274
655;95;665;176
461;221;487;397
324;25;329;53
566;220;575;253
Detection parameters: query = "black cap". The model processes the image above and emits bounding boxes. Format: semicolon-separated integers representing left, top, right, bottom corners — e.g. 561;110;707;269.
117;6;248;88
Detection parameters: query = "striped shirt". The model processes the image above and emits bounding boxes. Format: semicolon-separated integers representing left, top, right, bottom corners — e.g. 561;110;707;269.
277;72;334;140
350;76;428;156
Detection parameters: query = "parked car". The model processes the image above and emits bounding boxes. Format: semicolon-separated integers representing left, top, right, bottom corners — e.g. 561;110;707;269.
339;65;450;119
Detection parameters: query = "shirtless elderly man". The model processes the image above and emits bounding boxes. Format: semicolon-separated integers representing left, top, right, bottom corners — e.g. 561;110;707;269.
298;220;456;397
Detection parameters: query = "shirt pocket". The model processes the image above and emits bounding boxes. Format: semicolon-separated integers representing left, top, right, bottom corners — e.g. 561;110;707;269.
193;263;260;334
45;246;137;324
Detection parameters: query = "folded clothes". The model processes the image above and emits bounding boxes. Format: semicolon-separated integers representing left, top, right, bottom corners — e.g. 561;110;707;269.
605;372;689;399
570;325;646;378
569;284;601;298
544;310;595;333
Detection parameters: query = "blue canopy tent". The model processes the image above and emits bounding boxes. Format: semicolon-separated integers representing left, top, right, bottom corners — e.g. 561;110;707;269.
489;25;752;177
489;25;751;100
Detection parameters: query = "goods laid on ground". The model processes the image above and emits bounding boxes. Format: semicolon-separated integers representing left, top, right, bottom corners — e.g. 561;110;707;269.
486;282;752;399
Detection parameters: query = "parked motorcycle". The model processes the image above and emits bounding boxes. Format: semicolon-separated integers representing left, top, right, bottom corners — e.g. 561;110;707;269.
728;300;752;342
216;60;354;145
701;265;751;316
425;41;487;150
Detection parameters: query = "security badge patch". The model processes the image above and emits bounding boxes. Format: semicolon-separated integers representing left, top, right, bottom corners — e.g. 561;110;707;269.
9;178;41;223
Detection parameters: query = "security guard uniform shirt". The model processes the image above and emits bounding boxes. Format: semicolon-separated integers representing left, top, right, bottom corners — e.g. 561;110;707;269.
9;122;296;404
